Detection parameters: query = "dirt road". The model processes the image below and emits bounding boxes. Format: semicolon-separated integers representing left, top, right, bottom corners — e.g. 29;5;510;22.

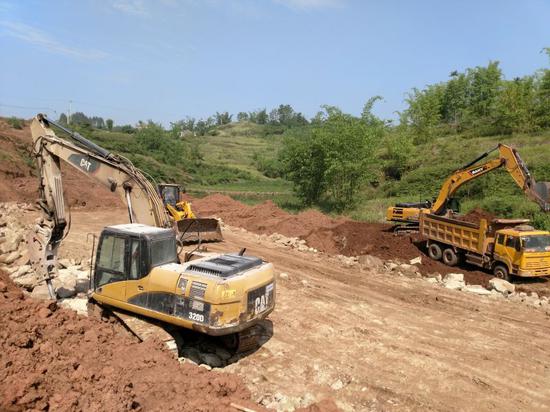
55;208;550;411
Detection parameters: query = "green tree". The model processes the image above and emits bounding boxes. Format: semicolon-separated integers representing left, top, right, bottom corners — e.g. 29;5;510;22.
106;118;114;131
494;76;537;134
237;112;249;122
256;109;268;125
280;102;383;210
403;84;444;143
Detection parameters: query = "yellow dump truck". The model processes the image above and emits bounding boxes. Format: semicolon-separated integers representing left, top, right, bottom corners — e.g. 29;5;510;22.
419;213;550;281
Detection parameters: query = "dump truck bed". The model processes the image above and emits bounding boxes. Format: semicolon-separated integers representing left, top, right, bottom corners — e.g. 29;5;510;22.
419;214;487;254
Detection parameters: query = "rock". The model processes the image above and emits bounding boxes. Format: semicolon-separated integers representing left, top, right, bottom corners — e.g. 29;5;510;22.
58;259;72;269
530;292;539;299
56;285;76;299
12;265;31;279
279;272;289;280
425;277;439;284
409;256;422;265
444;273;464;282
199;363;212;371
387;262;399;271
75;279;90;294
463;285;491;295
13;273;39;290
358;254;384;270
214;347;232;361
488;278;515;295
0;231;23;254
399;263;420;277
200;353;224;368
31;284;54;300
0;250;21;265
331;379;345;390
301;280;309;287
524;296;541;307
181;347;202;365
58;298;89;315
443;280;465;290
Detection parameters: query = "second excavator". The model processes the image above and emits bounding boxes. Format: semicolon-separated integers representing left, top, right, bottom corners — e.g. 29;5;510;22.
386;143;550;233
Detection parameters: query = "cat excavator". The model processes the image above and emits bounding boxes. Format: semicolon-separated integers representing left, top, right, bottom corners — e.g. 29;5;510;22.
27;114;275;352
386;143;550;233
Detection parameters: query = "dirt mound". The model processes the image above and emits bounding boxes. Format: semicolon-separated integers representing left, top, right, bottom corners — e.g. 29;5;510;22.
456;207;496;224
191;195;493;286
0;117;122;209
0;269;260;412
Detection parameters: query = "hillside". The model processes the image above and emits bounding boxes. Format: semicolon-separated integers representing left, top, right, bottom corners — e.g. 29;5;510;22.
2;116;549;229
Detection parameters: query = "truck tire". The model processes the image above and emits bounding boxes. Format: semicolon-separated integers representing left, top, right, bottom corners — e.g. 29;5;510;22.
493;264;511;282
428;243;443;261
442;248;459;266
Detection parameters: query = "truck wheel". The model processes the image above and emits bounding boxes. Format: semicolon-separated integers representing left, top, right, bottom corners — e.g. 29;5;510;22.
428;243;443;261
442;248;459;266
493;264;511;282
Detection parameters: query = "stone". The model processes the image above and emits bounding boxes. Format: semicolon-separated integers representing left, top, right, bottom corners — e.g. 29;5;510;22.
13;273;38;290
443;280;465;290
181;347;202;365
358;254;384;270
75;279;90;294
444;273;464;282
524;296;541;307
488;278;515;295
530;292;539;299
387;262;399;271
331;379;345;390
279;272;289;280
12;265;31;279
0;250;21;265
425;277;439;284
199;363;212;371
59;298;89;315
58;259;71;269
463;285;491;295
0;231;23;254
31;284;54;300
214;347;232;361
409;256;422;265
56;285;76;299
399;263;420;277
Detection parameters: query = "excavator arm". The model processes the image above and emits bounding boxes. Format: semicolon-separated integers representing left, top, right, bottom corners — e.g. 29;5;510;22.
431;144;550;214
28;114;171;297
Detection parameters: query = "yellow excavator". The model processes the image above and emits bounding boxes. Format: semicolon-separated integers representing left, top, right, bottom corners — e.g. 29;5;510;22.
27;114;275;351
157;183;222;243
386;144;550;232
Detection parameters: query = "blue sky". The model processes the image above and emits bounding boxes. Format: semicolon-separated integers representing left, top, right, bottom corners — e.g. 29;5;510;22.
0;0;549;126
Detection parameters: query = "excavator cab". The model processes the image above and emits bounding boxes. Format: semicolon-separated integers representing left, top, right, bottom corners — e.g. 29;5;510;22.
159;184;181;208
157;183;223;243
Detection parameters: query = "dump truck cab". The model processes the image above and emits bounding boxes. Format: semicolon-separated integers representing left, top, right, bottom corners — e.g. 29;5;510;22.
91;224;275;337
493;227;550;278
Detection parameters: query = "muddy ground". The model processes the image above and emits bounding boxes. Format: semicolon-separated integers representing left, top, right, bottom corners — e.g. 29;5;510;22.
16;206;549;412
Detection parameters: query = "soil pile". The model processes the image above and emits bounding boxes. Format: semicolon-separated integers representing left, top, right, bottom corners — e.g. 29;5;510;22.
456;207;496;224
0;118;122;209
0;269;259;412
190;194;493;286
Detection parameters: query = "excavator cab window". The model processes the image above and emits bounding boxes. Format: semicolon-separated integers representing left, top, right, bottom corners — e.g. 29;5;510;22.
446;198;460;213
160;185;180;207
95;234;127;287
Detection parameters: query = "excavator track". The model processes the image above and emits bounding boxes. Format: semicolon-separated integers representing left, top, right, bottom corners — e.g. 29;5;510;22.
393;223;420;235
222;324;264;354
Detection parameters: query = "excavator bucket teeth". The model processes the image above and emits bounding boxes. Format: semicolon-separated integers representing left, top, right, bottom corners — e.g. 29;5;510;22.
176;218;223;243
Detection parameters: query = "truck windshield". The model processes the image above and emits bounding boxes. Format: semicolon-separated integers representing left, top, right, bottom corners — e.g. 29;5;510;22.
151;237;178;267
521;235;550;252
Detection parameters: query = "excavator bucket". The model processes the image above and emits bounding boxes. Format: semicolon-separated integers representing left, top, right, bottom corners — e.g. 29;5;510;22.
176;218;223;243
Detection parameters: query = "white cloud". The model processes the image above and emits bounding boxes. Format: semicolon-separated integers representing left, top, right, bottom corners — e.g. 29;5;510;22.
273;0;346;10
0;21;108;60
111;0;148;16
